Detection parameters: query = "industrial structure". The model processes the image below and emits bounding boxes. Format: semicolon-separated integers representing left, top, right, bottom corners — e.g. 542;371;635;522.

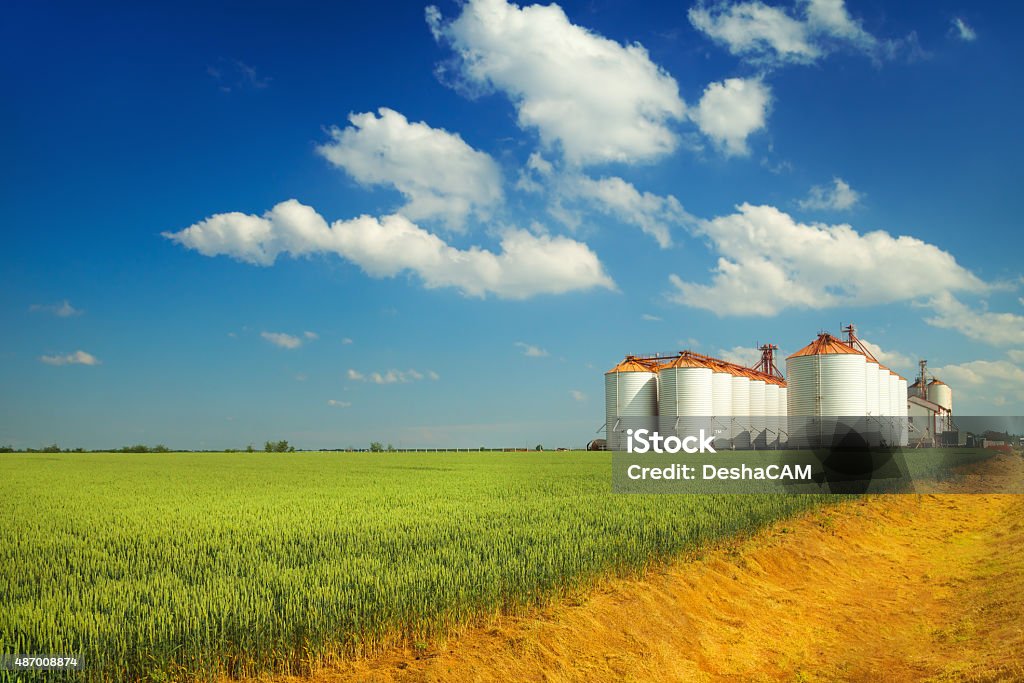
603;324;954;451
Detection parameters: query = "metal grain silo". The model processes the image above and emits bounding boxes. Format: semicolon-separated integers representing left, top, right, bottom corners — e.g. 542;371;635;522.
748;374;767;448
605;357;658;451
864;360;880;416
928;379;952;412
877;365;892;444
888;372;900;430
731;368;751;449
897;376;909;446
786;334;867;416
778;385;788;447
764;378;780;448
658;354;712;442
710;361;734;449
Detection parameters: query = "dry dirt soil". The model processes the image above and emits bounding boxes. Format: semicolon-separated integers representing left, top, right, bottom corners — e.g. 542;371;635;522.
262;454;1024;683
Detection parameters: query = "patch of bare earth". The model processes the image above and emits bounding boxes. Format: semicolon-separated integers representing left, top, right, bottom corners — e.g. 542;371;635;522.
258;454;1024;683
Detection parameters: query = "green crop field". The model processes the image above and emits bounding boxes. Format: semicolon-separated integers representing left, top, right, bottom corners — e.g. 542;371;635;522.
0;451;855;681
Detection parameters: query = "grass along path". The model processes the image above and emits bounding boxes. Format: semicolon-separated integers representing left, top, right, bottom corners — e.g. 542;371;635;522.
300;453;1024;682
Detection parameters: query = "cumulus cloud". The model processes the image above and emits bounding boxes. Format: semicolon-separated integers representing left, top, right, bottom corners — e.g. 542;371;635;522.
261;332;303;349
689;0;885;66
690;77;771;156
428;0;685;165
30;300;82;317
164;199;615;299
562;175;691;248
930;359;1024;412
40;350;100;366
303;331;319;340
858;338;913;372
951;17;976;42
327;399;352;408
717;345;763;367
642;313;662;322
798;177;861;211
341;337;354;345
669;203;986;316
924;293;1024;346
569;389;587;402
515;341;548;357
347;368;440;384
317;108;502;231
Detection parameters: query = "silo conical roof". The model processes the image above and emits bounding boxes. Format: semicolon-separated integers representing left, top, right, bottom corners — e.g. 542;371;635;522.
787;333;863;358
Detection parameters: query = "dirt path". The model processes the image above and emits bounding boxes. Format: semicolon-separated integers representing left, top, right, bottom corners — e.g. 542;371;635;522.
285;454;1024;682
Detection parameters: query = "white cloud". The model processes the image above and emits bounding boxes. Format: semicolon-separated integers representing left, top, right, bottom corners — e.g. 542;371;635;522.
348;368;435;384
515;341;548;357
562;175;690;248
951;17;976;42
924;293;1024;347
669;203;986;316
261;331;302;349
1008;350;1024;364
30;300;82;317
569;389;587;402
428;370;441;381
39;350;100;366
930;359;1024;412
689;0;884;66
798;177;861;211
303;331;319;340
164;199;615;299
642;313;662;322
429;0;685;165
327;399;352;408
717;345;762;367
858;338;913;373
690;77;771;156
341;337;354;345
316;108;502;231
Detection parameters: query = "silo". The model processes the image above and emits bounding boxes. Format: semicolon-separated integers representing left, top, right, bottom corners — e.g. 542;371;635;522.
658;354;713;442
710;361;734;449
928;379;952;412
888;373;900;444
764;378;780;448
778;385;789;447
786;334;867;447
897;376;909;446
605;357;658;451
864;360;880;416
877;366;892;445
748;374;767;448
731;368;751;449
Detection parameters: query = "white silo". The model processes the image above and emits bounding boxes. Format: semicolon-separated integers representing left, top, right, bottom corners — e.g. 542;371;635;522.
658;354;713;442
786;334;867;447
748;375;767;448
605;357;658;451
877;366;892;444
864;360;880;416
764;379;780;448
778;385;788;447
731;369;751;449
897;376;909;446
888;373;900;445
928;379;952;412
709;361;734;449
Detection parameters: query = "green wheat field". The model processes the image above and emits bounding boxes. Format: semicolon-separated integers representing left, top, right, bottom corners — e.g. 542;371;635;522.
0;450;856;681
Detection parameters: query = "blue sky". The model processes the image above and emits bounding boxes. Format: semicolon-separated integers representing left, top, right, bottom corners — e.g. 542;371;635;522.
2;0;1022;449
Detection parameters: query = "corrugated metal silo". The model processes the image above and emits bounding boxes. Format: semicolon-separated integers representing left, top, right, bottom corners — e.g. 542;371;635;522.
731;369;751;449
605;357;658;451
748;375;767;448
928;379;952;412
786;334;867;416
764;379;780;448
778;385;788;447
864;360;880;416
897;376;909;446
710;361;734;449
658;354;713;442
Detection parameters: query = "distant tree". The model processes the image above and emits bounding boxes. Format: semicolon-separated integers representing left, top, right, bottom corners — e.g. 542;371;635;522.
369;442;383;452
151;444;170;453
264;441;274;453
387;443;396;452
275;440;290;453
246;444;254;453
120;444;149;453
42;443;61;453
535;444;543;451
0;445;14;453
